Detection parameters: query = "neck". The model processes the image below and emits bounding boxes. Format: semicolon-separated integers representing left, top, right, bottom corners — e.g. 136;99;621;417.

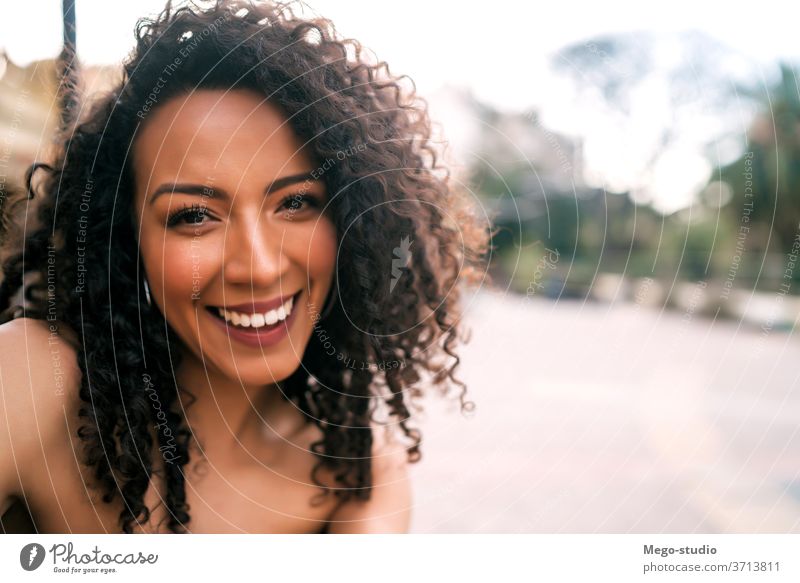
174;350;283;456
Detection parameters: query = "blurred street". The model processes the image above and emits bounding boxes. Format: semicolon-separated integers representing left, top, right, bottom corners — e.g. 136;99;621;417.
408;288;800;533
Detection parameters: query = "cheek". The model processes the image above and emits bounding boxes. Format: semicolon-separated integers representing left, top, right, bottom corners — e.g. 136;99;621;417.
141;230;220;309
299;219;337;283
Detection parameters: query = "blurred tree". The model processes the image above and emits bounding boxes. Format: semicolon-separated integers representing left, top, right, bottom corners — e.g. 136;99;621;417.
552;31;752;204
717;63;800;263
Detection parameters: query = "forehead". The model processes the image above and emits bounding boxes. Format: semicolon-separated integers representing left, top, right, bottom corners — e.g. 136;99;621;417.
132;88;312;192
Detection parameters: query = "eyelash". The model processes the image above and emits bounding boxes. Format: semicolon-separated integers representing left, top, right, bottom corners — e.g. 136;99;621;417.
166;202;208;227
165;194;320;227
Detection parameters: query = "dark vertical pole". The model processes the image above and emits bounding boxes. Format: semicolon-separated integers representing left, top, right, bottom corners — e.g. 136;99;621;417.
62;0;76;52
58;0;79;130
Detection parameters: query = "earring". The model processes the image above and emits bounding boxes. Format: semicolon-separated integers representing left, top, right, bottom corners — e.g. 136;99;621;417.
143;278;152;307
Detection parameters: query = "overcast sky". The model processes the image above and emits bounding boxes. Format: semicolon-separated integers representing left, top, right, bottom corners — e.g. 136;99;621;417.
2;0;797;107
2;0;797;212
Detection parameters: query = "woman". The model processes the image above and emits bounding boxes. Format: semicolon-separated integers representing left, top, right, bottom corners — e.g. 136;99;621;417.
0;0;489;533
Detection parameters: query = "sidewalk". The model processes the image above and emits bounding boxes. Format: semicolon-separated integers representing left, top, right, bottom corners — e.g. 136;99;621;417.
408;289;800;533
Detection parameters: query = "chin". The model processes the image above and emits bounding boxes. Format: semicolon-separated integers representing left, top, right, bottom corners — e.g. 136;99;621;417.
236;356;303;387
196;336;307;387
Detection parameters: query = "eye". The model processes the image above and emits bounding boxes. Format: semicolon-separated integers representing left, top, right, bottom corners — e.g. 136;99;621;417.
279;193;320;215
166;202;212;227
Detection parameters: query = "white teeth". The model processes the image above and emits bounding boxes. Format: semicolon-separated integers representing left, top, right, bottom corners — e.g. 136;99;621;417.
215;294;295;329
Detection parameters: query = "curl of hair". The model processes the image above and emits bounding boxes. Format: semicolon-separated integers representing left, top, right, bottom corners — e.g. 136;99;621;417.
0;0;491;533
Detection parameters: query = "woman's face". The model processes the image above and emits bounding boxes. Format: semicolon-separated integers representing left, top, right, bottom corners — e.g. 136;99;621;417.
132;88;337;387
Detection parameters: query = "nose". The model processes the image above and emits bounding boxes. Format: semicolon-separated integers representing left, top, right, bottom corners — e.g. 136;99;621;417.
222;212;290;290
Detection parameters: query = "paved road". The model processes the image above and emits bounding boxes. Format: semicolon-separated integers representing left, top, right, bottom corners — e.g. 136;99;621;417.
407;288;800;533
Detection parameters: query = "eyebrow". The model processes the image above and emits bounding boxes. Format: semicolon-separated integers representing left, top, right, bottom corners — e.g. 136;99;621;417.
148;171;319;205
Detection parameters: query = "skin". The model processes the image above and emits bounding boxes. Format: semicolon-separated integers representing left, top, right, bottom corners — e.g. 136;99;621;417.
130;88;337;454
0;89;412;533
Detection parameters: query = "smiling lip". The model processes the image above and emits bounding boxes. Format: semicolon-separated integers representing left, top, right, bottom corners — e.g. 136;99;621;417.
216;291;300;314
207;291;301;349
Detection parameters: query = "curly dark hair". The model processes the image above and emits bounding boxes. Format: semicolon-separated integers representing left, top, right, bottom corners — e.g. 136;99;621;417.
0;0;490;533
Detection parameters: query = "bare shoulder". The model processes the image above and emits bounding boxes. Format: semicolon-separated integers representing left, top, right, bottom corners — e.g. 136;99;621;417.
371;423;413;476
0;317;82;457
0;316;81;396
325;422;413;534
